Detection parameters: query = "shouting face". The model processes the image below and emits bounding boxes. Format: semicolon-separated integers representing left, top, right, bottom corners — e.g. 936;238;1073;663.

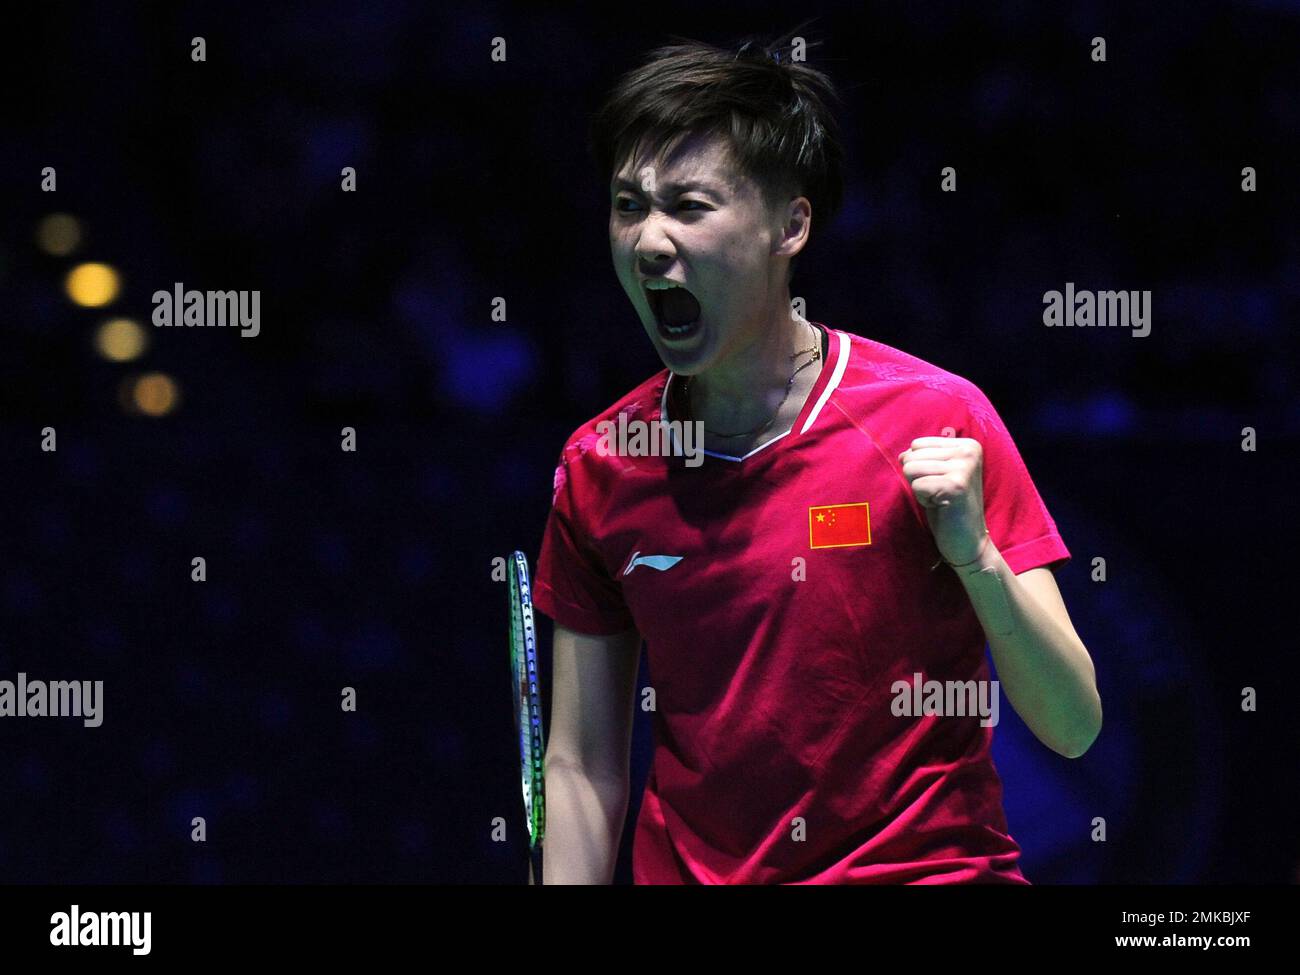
608;129;810;378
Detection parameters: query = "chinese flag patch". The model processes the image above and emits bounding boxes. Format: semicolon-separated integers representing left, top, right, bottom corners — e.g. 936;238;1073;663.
809;502;872;549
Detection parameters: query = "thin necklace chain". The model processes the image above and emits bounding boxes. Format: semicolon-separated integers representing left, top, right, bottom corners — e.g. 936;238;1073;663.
683;321;822;439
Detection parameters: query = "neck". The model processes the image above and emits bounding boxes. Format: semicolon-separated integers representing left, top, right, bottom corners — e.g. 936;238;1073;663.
684;301;822;438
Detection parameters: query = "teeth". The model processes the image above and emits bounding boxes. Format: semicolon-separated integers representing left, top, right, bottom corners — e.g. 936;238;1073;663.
644;280;698;334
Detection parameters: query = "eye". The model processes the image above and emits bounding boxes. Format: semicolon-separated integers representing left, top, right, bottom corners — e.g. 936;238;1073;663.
614;197;710;214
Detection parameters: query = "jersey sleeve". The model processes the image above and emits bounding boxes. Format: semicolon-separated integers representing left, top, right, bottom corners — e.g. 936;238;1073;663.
533;444;637;635
958;384;1071;576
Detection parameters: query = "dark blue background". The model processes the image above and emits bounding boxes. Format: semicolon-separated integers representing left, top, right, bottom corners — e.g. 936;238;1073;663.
0;1;1296;883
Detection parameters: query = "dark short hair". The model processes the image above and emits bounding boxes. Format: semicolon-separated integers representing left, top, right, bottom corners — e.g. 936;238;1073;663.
589;28;845;273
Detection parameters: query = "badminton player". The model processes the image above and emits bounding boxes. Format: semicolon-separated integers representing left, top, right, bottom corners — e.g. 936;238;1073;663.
533;32;1101;884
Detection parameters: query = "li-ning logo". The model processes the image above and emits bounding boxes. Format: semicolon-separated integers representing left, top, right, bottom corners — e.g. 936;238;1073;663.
622;551;684;576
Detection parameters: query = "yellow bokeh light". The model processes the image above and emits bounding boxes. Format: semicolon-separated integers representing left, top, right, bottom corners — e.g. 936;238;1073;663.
65;262;121;307
37;213;83;256
130;373;180;417
94;317;148;362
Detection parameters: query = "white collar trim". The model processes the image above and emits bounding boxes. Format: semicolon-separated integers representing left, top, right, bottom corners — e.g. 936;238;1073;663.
657;327;850;463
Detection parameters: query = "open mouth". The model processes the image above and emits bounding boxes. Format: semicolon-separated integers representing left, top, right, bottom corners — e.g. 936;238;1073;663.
645;283;703;340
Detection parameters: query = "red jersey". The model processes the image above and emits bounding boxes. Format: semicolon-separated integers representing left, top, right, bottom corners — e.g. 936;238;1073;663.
534;324;1070;884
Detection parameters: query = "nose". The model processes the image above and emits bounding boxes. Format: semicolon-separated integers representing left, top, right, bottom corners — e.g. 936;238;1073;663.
637;258;672;279
633;213;677;265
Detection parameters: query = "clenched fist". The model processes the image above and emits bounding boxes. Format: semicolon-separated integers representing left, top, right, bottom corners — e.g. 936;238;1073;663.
898;435;989;566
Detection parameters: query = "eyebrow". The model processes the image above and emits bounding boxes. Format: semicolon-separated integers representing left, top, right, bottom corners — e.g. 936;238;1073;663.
611;178;720;197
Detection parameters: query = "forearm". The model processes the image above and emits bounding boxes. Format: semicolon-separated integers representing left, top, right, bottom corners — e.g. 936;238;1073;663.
540;754;629;884
950;541;1101;758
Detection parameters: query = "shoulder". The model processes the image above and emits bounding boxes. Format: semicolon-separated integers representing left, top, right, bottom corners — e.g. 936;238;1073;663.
829;326;1001;433
550;368;669;503
556;368;668;463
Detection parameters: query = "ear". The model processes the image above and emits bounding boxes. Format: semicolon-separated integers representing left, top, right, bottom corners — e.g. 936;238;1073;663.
772;195;812;261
